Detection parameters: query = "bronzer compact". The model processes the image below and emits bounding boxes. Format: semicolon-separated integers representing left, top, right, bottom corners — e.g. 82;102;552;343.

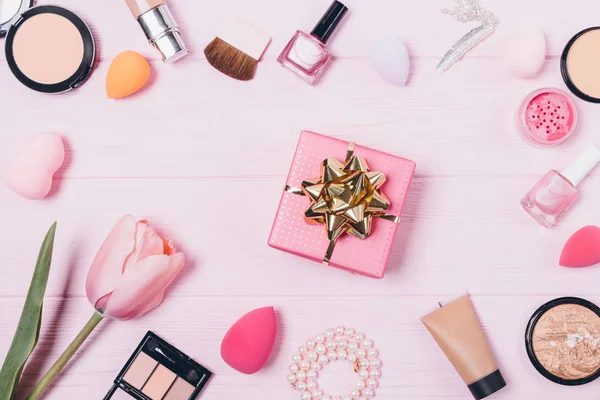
525;297;600;385
0;1;95;93
104;332;212;400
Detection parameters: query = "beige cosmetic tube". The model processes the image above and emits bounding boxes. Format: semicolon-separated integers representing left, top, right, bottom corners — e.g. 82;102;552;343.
125;0;165;17
421;295;506;400
124;0;188;62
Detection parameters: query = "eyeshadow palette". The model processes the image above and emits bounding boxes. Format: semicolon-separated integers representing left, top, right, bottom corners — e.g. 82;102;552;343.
104;331;212;400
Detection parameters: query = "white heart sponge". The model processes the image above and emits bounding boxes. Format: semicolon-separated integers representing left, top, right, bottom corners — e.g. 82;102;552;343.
504;29;546;78
370;35;410;86
3;133;65;200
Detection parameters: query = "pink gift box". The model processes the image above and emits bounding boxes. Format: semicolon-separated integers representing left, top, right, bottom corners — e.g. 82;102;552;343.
268;131;416;278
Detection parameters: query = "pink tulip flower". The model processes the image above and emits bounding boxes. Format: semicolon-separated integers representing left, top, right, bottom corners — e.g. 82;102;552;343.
86;215;185;320
27;215;187;400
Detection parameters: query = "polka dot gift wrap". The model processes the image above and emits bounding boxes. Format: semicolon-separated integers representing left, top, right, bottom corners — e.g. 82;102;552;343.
268;131;416;278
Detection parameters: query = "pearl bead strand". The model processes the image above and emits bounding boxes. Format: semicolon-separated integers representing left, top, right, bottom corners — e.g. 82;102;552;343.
287;326;380;399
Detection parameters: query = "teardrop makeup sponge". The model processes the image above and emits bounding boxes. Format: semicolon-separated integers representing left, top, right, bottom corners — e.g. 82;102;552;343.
221;306;277;374
3;133;65;200
504;29;546;78
370;35;410;86
106;51;151;99
560;226;600;268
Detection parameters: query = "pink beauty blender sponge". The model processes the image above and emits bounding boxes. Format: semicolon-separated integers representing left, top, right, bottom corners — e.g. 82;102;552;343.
560;226;600;268
504;29;546;78
221;306;277;374
3;133;65;200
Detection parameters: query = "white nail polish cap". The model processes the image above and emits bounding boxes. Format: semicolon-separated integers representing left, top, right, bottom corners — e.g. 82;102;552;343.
562;145;600;186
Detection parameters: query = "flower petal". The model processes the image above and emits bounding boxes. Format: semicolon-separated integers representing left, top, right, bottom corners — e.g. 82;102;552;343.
163;239;176;255
135;291;165;318
86;215;137;308
103;253;185;320
123;221;165;272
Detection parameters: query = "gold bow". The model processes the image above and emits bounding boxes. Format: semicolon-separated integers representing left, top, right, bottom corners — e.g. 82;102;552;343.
285;142;399;263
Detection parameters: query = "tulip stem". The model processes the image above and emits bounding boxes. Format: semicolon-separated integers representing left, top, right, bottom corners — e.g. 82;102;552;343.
26;311;103;400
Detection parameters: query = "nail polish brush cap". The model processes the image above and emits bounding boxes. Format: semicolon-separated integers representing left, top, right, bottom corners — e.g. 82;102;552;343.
311;0;348;43
562;145;600;186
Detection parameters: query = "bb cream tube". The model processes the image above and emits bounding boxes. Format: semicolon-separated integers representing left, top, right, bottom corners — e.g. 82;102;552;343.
125;0;188;62
421;295;506;399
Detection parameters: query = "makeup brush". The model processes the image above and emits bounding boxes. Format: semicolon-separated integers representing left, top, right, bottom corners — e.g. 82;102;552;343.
204;17;271;81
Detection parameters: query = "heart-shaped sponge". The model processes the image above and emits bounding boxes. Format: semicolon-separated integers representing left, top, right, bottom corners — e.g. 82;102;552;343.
106;51;151;99
560;225;600;268
221;306;277;374
3;133;65;200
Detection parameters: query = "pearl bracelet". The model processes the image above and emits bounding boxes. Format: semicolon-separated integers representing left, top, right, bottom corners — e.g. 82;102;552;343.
286;326;381;400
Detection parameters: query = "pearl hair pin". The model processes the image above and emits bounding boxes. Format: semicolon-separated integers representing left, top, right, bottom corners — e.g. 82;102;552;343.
287;326;381;399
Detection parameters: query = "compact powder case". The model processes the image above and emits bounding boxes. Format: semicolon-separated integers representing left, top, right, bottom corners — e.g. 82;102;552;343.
1;2;95;93
525;297;600;386
104;331;212;400
561;27;600;103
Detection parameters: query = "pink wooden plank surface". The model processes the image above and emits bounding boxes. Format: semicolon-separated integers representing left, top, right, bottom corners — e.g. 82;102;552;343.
2;0;600;398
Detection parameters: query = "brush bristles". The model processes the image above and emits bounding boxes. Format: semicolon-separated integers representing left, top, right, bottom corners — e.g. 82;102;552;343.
204;37;258;81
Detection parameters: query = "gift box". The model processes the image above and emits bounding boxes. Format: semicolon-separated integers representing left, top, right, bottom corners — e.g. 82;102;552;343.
268;131;416;278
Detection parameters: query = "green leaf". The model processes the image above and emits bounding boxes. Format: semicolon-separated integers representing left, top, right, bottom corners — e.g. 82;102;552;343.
0;222;57;400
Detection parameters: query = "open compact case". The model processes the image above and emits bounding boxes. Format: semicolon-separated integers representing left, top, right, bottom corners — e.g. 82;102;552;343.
525;297;600;386
0;1;95;93
561;27;600;103
104;331;212;400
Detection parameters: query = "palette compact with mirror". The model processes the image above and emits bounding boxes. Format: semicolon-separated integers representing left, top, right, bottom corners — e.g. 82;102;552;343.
1;0;95;93
104;332;212;400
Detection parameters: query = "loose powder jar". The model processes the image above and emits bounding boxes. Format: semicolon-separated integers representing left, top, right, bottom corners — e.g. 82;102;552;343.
525;297;600;385
561;27;600;103
1;3;95;93
516;87;578;148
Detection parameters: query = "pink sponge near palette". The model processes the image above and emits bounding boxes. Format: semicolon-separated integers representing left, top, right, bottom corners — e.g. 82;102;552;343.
560;226;600;268
221;306;277;374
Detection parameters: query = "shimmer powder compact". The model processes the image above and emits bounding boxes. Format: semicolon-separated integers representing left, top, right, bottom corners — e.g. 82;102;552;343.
525;297;600;385
104;332;212;400
1;2;95;93
561;27;600;103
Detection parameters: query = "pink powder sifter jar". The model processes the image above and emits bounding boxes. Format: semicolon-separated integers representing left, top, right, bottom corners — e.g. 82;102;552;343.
516;88;578;148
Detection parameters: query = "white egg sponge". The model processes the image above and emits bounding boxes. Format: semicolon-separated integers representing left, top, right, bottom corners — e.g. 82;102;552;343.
370;35;410;86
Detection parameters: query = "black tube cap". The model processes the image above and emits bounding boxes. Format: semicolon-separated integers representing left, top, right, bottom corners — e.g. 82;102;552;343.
310;1;348;44
467;370;506;400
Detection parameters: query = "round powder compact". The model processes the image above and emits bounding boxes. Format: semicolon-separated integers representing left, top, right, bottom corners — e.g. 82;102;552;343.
562;27;600;103
3;5;95;93
516;88;578;148
525;297;600;386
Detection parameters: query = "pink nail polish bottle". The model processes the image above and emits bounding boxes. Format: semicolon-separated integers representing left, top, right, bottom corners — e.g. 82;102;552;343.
277;1;348;84
521;146;600;228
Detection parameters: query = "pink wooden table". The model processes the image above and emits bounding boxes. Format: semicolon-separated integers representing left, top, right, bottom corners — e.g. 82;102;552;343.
2;0;600;398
